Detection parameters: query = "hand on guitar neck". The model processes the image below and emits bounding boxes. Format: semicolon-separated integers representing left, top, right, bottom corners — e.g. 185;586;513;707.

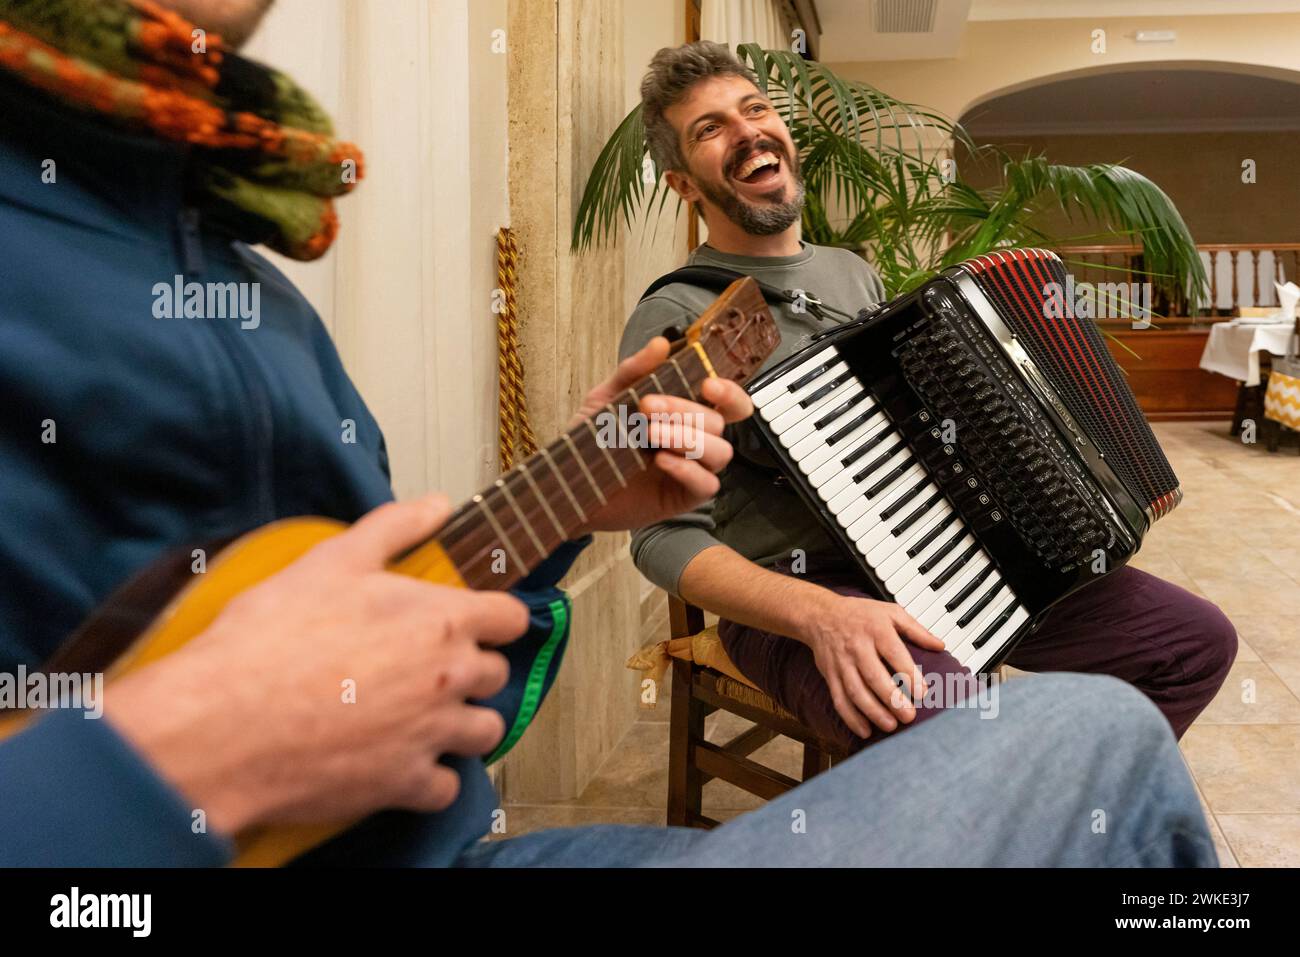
570;335;752;533
101;335;755;848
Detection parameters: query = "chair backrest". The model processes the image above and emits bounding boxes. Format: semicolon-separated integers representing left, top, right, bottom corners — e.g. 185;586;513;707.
667;594;705;640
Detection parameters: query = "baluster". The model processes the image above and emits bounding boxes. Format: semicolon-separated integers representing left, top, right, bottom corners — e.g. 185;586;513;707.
1251;249;1260;307
1209;250;1219;317
1230;249;1240;314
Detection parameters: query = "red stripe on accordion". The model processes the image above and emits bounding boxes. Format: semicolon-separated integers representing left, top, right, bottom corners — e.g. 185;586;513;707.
957;248;1174;518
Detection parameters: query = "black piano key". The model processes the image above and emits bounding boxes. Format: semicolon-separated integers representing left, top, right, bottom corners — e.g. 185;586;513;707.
972;601;1018;650
944;563;994;613
826;405;879;445
787;361;832;392
801;370;855;407
890;490;942;535
957;580;1007;629
917;527;966;574
866;455;917;498
851;439;907;480
842;430;897;470
906;510;957;558
879;478;930;521
814;391;872;431
929;542;980;590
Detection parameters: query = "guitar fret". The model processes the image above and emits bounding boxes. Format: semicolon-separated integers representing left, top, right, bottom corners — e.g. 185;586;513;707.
563;433;607;505
496;478;547;560
649;372;666;396
668;356;695;399
542;447;586;523
519;461;567;539
474;494;525;575
610;395;648;472
587;417;627;488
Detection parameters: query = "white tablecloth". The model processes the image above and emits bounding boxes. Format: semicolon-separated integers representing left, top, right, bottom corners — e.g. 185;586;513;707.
1199;321;1296;386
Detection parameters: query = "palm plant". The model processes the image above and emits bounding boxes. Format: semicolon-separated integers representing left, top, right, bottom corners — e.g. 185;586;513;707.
573;43;1207;315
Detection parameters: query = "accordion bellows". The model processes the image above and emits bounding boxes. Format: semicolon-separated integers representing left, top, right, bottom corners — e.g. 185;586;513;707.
959;249;1182;521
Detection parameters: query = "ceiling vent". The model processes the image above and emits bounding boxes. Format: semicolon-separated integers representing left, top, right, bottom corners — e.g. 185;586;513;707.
873;0;938;33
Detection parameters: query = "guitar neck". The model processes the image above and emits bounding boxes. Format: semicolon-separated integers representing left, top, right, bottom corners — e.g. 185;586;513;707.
412;342;716;591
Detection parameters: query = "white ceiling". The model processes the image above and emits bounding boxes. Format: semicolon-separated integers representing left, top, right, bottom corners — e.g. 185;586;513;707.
970;0;1300;20
817;0;1300;62
961;68;1300;134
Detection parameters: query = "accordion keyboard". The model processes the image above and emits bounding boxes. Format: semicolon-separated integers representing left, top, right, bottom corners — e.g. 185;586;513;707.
746;251;1169;674
752;343;1031;675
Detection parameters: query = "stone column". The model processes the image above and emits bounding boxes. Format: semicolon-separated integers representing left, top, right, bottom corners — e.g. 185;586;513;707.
499;0;646;801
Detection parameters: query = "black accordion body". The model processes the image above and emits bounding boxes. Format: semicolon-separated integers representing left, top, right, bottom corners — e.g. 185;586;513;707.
747;248;1182;674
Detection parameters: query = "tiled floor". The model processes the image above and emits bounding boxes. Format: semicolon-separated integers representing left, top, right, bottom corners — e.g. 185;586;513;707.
500;421;1300;866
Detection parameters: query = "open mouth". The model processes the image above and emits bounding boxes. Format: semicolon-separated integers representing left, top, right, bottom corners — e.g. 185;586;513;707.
731;150;783;188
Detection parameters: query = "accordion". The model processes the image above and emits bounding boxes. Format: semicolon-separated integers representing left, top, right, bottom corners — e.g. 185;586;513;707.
747;247;1181;674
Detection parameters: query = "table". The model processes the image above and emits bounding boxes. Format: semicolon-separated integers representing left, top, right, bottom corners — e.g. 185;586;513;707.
1199;320;1296;386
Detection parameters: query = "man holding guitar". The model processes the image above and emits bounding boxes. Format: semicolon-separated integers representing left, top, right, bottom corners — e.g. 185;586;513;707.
0;1;1214;867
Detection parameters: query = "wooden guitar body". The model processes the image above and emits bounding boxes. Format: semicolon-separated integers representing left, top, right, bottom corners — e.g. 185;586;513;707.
0;518;466;866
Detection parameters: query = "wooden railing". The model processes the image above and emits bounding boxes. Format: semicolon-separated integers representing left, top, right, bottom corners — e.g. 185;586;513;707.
1055;243;1300;318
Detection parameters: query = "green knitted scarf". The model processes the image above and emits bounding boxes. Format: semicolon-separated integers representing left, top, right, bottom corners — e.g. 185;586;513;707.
0;0;363;260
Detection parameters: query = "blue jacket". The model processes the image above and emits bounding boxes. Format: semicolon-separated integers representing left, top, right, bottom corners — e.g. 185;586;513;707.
0;74;583;866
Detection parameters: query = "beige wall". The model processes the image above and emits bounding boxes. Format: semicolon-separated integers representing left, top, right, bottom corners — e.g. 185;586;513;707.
246;0;506;504
829;12;1300;125
957;130;1300;249
622;1;690;323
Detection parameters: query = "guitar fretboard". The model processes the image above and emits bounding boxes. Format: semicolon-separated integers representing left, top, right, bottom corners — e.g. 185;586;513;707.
432;344;714;590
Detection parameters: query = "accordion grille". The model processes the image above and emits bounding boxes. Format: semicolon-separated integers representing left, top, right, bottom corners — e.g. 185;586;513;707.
957;248;1181;522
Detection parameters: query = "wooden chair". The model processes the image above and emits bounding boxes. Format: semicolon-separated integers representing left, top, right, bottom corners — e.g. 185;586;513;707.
665;596;850;828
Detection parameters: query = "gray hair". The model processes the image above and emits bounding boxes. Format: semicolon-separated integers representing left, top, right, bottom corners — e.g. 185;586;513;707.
640;41;761;173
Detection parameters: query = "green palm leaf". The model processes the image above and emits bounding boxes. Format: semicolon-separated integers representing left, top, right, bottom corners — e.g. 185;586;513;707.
571;46;1206;313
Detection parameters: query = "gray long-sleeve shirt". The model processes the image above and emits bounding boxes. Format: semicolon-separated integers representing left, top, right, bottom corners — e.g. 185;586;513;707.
619;241;889;596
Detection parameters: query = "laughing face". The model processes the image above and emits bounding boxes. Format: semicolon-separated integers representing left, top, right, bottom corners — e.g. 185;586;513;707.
664;75;805;237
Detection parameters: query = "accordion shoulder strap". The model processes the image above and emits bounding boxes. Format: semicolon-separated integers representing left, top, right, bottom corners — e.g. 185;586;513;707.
639;265;857;323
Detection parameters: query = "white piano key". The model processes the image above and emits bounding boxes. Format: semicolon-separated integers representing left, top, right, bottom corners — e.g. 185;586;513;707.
884;518;967;594
850;475;938;556
804;416;890;482
758;361;849;421
788;409;874;463
770;380;863;440
914;537;982;630
960;605;1030;674
868;499;951;572
909;553;987;629
946;592;1018;663
895;551;989;609
830;464;926;522
938;576;1009;647
838;439;912;498
752;348;837;411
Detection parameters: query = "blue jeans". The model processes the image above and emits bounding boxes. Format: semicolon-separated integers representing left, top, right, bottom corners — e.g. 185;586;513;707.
456;673;1217;867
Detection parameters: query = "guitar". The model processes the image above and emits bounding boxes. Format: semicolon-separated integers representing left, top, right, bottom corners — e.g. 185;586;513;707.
0;276;779;866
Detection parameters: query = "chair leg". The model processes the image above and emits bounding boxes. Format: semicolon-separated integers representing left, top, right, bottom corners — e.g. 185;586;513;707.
667;658;705;827
1231;383;1249;436
801;742;832;782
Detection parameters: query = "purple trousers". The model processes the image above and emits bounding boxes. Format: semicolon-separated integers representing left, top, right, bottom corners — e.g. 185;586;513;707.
717;563;1237;755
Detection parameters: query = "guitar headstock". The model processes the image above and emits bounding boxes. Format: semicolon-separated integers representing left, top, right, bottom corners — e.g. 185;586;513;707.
680;277;781;386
